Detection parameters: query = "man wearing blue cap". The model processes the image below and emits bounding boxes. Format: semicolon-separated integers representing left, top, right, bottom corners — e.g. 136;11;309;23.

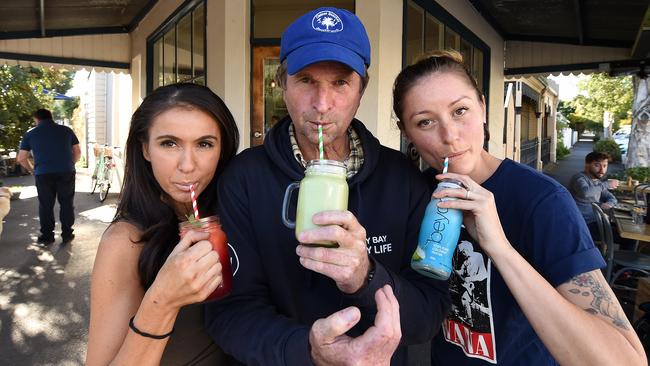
205;7;449;365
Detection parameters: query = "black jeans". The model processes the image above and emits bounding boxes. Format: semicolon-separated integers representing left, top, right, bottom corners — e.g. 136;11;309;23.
35;172;75;239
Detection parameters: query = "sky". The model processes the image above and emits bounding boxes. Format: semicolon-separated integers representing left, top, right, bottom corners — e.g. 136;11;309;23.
65;70;91;97
548;74;589;101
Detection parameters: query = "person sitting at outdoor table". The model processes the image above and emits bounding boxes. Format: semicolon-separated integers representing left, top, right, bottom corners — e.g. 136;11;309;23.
568;152;635;248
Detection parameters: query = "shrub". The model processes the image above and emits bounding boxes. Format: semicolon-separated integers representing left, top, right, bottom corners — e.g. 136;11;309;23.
556;144;570;160
594;139;621;162
626;167;650;182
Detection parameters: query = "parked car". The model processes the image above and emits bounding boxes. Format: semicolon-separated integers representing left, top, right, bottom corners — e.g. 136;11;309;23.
613;129;630;155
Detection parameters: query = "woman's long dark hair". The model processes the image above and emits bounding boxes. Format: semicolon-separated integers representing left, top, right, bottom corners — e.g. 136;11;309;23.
115;83;239;289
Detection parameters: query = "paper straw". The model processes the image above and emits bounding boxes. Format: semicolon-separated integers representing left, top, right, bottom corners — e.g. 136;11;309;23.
318;124;324;160
190;184;200;220
442;157;449;174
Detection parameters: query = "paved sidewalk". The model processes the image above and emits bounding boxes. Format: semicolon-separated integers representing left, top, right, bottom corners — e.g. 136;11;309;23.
0;170;120;365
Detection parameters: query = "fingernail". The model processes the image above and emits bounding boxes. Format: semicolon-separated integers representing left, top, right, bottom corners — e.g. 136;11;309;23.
341;308;357;322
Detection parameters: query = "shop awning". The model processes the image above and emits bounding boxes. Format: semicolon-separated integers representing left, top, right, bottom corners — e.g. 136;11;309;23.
470;0;650;76
0;0;157;73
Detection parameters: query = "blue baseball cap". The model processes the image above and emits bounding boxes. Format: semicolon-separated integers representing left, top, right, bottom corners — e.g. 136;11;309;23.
280;7;371;77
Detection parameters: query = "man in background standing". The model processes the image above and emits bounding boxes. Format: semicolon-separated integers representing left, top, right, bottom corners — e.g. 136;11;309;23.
17;109;80;245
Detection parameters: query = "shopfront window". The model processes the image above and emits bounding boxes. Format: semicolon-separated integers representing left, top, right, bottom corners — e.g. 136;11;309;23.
405;0;487;91
148;1;206;93
403;0;490;162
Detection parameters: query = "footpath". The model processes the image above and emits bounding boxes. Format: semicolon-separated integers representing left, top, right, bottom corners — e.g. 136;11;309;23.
0;169;119;365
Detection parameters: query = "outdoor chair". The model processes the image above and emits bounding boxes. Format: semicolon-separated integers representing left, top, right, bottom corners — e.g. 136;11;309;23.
591;203;650;286
634;183;650;207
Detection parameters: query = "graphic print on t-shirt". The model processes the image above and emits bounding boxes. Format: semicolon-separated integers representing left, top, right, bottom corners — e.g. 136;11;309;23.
442;231;497;363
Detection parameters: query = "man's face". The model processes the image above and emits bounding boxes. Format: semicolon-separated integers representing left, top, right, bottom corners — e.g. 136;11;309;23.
586;159;608;179
282;61;363;150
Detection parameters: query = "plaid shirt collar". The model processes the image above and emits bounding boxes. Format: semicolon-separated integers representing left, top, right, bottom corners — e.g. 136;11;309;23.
289;123;364;178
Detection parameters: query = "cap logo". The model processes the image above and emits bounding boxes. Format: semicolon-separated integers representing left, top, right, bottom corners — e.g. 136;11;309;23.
312;10;343;33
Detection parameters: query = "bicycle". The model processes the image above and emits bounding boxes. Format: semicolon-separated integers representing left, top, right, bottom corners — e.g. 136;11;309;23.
90;145;116;202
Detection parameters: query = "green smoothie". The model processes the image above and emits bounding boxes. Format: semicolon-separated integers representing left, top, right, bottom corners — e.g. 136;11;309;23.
295;169;348;246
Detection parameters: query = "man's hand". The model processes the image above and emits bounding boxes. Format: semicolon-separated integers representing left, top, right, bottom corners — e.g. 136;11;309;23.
601;202;614;210
309;285;401;366
16;149;34;174
296;210;369;293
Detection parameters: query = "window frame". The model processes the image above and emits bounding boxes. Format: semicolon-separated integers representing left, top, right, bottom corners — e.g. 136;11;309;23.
403;0;491;101
146;0;207;94
401;0;492;157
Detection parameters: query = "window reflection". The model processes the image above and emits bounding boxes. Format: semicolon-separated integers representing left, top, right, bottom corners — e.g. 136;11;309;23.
403;0;489;164
163;29;176;86
193;3;205;79
149;0;206;91
177;14;192;82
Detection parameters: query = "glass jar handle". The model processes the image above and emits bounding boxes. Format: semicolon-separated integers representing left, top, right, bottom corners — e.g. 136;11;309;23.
281;182;300;229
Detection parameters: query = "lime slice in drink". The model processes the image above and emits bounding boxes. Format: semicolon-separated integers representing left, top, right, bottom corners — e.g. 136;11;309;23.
412;246;425;261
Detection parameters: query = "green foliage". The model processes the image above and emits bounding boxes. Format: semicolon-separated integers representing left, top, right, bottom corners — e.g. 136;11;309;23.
568;74;633;128
625;167;650;182
557;100;575;118
0;65;75;150
53;97;80;122
594;139;621;162
555;112;571;160
566;113;599;136
556;143;570;160
562;74;633;138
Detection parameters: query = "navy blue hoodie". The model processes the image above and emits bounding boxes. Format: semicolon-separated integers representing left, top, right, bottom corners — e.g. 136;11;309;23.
205;117;450;365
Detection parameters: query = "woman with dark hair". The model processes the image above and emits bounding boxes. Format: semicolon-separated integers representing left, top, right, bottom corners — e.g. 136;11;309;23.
86;83;239;365
392;51;645;365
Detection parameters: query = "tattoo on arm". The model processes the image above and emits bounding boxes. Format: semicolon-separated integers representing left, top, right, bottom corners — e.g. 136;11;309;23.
567;272;630;330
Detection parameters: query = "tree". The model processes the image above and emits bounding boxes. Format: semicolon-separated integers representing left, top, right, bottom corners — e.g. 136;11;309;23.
0;65;75;150
557;100;575;117
572;73;633;135
319;16;337;30
565;113;598;139
626;76;650;168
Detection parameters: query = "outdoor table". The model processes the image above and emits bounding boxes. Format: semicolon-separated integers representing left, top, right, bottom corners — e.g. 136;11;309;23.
616;184;650;193
615;216;650;245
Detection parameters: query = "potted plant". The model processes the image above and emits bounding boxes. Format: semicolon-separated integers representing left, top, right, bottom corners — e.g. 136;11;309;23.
625;167;650;185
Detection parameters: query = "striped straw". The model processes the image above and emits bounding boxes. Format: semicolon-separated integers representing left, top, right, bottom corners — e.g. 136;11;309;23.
442;157;449;174
190;184;200;220
318;124;324;160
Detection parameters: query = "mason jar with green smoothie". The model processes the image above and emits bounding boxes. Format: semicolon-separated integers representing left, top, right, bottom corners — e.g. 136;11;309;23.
282;159;349;247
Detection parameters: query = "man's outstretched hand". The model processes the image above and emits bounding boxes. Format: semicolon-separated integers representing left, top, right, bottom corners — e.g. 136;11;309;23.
309;285;401;366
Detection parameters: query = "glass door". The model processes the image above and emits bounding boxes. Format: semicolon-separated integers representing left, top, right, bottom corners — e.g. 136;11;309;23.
251;46;287;146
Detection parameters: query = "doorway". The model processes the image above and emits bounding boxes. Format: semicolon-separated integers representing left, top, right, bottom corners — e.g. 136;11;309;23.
251;46;287;146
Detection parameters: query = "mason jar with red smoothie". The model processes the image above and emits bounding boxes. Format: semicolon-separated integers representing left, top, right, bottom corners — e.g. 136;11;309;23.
178;216;232;300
